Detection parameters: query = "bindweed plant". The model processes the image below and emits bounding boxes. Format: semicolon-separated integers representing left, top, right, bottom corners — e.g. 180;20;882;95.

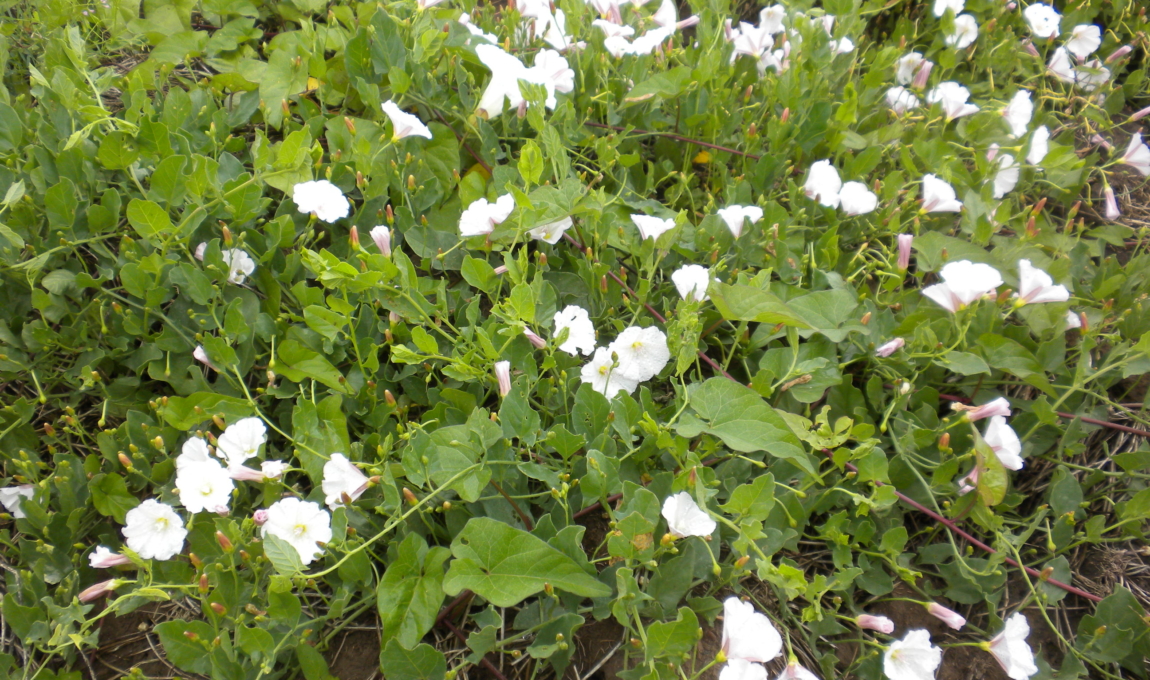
0;0;1148;677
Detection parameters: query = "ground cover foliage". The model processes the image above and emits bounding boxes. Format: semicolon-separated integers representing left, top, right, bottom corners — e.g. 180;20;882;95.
0;0;1149;677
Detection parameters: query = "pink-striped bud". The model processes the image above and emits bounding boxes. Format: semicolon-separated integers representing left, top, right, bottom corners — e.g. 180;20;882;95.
369;226;392;256
494;361;511;397
79;579;119;603
1090;134;1112;151
523;329;546;349
1104;187;1120;221
875;338;905;358
89;547;132;569
912;61;933;90
1022;40;1040;58
493;265;508;275
228;466;266;482
897;234;913;270
1130;105;1150;122
962;397;1012;422
927;603;967;630
1105;45;1132;63
857;614;895;634
252;509;269;526
1005;2;1016;9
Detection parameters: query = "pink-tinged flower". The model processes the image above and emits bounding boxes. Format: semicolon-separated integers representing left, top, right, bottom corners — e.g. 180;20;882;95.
1107;45;1133;63
1104;187;1120;221
1129;105;1150;122
1027;126;1050;165
369;226;391;256
720;659;767;680
322;453;370;509
926;82;979;120
1075;60;1110;92
987;613;1039;680
89;546;132;568
1065;310;1082;330
1002;90;1033;138
958;465;979;495
229;465;267;482
1121;133;1150;176
920;174;963;213
79;579;119;603
884;630;942;680
775;662;819;680
912;60;933;90
984;416;1024;470
494;361;512;397
945;14;978;49
876;338;906;357
1015;259;1070;305
886;87;920;114
1023;3;1060;38
927;603;967;630
921;260;1003;313
652;0;698;31
252;509;269;526
523;328;546;349
897;234;913;270
857;614;895;634
493;265;508;275
966;397;1012;422
1065;24;1101;59
193;345;218;371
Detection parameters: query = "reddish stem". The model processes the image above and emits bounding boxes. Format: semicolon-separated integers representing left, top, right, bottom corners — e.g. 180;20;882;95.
936;392;1149;438
441;616;511;680
584;121;761;160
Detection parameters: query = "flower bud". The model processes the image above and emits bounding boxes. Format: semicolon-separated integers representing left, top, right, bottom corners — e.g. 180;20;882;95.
216;531;233;552
253;509;269;526
1106;45;1132;63
199;573;210;593
210;602;226;616
403;487;418;505
349;225;360;250
344;116;356;135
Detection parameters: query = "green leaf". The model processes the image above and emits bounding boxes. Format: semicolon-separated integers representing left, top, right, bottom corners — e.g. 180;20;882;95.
518;139;543;185
126;199;174;242
709;282;811;328
934;351;990;376
89;473;140;523
276;340;352;394
296;644;336;680
622;66;692;107
720;473;775;521
972;425;1007;507
291;395;351;484
155;621;214;674
644;607;699;661
158;393;254;430
377;534;451;649
442;517;611;606
97;131;139;170
679;378;811;473
379;640;446;680
264;534;305;575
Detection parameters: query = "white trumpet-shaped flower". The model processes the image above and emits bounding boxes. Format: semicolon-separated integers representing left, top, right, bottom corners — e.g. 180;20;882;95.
883;629;942;680
945;14;979;49
1024;3;1061;39
631;214;676;240
886;87;920;114
459;195;515;237
671;264;713;302
1121;132;1150;175
0;486;34;519
722;597;783;663
1027;126;1050;165
609;326;671;382
775;662;820;680
987;613;1039;680
984;416;1024;470
1066;24;1101;59
175;457;234;514
528;217;574;244
262;497;332;566
992;154;1020;199
717;205;763;238
580;346;639;397
381;101;432;140
804;160;843;208
123;500;187;561
292;180;350;223
839;182;878;216
926;82;979;120
1047;47;1076;84
720;660;767;680
322;454;370;509
896;52;924;85
932;0;963;16
553;305;597;356
217;417;267;468
1015;259;1070;304
921;260;1003;312
222;249;256;285
1002;90;1033;138
921;174;963;213
661;492;716;537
